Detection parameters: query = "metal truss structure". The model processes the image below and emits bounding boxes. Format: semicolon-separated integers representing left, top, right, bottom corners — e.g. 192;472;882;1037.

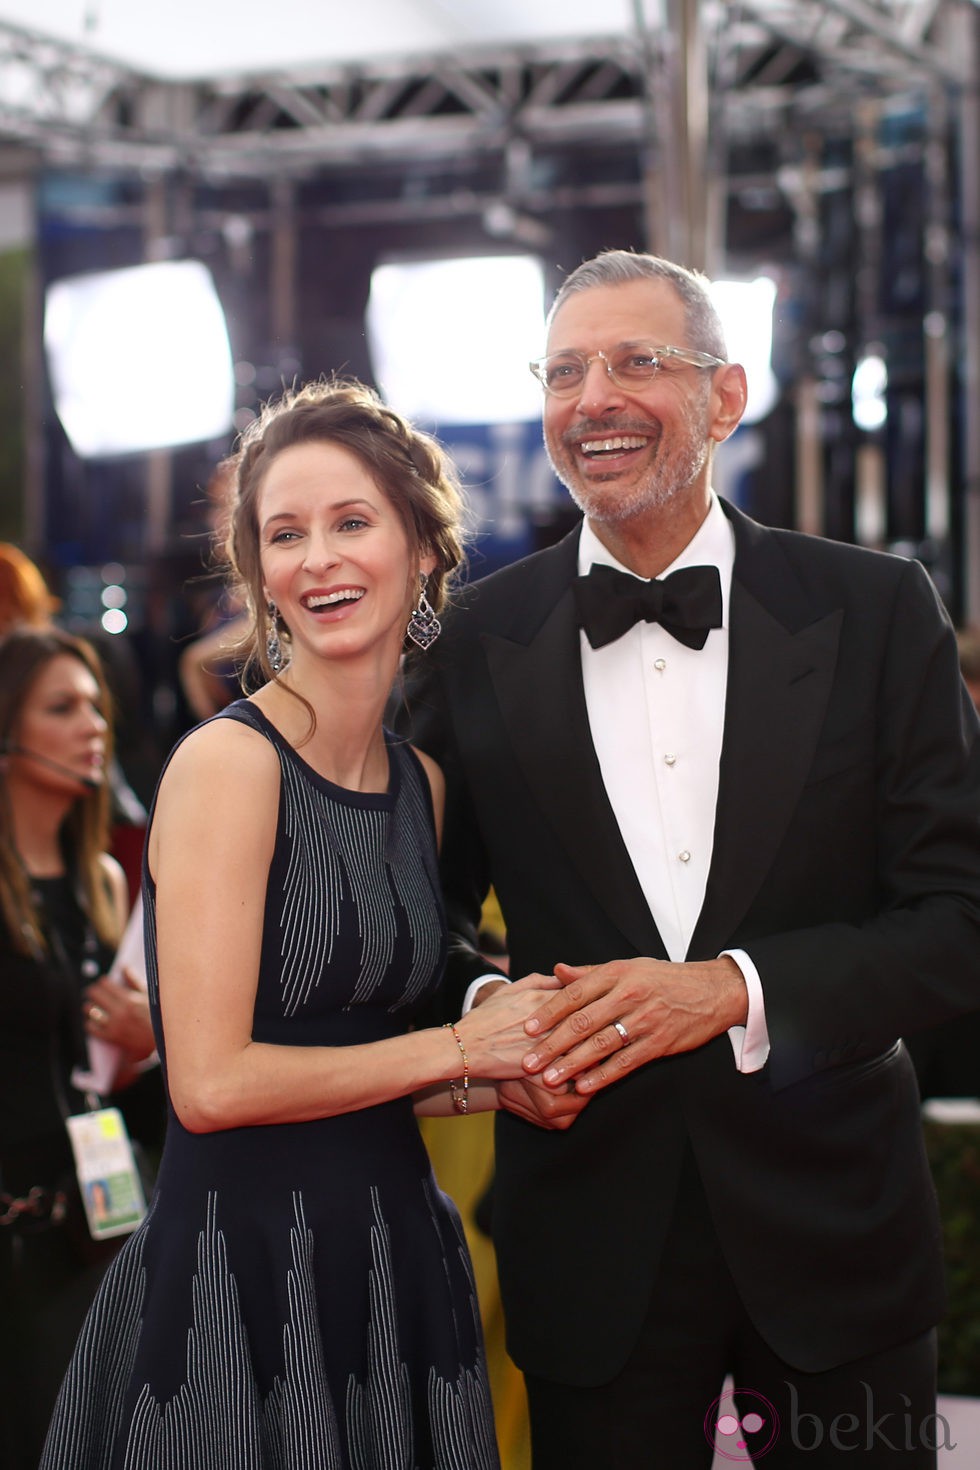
0;1;972;183
3;0;977;610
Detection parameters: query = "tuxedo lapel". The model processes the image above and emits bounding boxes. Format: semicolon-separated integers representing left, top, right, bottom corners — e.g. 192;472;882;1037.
689;507;843;956
475;507;842;964
481;540;668;960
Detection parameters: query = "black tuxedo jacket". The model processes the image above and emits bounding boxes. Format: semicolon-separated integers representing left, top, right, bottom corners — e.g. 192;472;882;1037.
402;500;980;1386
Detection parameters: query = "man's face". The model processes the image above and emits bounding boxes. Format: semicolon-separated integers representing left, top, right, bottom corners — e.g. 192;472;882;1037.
542;279;722;527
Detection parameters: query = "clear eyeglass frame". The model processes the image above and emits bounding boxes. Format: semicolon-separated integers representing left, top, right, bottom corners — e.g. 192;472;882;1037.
528;342;727;397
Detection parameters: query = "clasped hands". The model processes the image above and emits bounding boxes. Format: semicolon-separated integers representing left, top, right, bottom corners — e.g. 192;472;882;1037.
493;954;747;1131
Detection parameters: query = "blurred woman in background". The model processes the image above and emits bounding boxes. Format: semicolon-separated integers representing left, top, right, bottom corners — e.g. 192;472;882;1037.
0;627;154;1469
0;540;59;630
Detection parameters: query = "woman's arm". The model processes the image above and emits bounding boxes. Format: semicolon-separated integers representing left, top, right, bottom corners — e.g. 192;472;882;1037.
150;717;553;1134
413;1080;500;1117
177;612;249;720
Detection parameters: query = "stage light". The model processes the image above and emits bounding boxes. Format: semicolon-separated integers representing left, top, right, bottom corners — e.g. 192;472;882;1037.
710;277;778;426
44;260;235;458
101;608;129;635
852;353;888;431
367;255;545;425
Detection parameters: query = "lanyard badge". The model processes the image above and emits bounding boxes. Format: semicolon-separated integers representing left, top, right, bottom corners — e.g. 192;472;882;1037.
65;1107;147;1240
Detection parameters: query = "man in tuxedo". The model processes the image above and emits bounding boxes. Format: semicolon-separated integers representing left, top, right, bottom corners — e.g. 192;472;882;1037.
401;250;980;1466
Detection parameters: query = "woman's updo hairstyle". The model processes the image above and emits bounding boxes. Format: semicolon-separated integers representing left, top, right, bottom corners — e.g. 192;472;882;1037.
226;378;466;686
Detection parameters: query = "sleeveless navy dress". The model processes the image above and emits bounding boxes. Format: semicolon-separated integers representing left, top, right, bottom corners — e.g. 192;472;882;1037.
42;702;499;1470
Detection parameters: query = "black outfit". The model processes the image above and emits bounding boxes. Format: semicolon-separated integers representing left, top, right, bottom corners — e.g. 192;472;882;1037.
0;877;119;1469
43;703;499;1470
401;500;980;1463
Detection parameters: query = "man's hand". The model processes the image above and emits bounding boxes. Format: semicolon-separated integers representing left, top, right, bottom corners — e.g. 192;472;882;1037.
521;956;748;1095
497;1073;591;1130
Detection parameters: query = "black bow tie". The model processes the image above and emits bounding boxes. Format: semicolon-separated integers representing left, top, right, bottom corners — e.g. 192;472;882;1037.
574;562;723;650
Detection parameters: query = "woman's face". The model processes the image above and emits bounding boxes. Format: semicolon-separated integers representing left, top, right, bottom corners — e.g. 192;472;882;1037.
257;440;434;673
8;653;108;798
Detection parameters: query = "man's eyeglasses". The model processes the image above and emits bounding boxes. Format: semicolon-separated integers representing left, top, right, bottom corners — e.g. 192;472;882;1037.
528;342;727;397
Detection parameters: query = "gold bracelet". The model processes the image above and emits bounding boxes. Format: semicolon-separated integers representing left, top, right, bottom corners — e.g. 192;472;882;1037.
443;1022;469;1114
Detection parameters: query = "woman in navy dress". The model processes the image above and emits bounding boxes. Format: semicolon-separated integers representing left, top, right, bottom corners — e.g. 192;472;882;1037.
43;380;556;1470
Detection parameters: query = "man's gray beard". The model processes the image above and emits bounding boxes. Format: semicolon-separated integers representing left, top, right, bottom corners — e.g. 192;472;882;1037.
547;383;714;525
550;437;710;526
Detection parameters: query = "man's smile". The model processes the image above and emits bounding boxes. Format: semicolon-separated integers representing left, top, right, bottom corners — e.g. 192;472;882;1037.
577;434;651;457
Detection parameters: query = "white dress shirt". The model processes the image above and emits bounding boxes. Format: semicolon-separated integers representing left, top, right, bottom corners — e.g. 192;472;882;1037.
578;496;769;1071
465;494;770;1073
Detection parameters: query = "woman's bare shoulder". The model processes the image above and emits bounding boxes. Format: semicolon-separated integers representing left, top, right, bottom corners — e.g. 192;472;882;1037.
150;712;281;867
161;709;278;786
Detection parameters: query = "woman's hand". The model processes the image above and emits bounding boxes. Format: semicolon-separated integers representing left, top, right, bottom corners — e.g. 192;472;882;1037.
496;1075;589;1130
83;967;156;1064
454;972;561;1078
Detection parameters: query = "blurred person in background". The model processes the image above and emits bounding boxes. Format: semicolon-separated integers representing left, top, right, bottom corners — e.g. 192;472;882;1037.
178;456;250;720
0;540;60;629
0;627;156;1469
0;539;148;903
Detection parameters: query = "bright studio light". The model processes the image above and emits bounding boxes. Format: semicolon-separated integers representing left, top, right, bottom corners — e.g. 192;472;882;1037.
852;353;888;431
44;259;235;457
369;258;776;429
711;276;778;425
367;255;545;424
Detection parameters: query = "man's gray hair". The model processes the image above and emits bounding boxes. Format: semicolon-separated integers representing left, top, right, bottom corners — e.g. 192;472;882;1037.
547;249;728;360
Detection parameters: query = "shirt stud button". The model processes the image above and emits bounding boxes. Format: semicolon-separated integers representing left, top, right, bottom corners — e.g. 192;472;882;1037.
679;850;691;863
654;658;666;671
664;753;677;766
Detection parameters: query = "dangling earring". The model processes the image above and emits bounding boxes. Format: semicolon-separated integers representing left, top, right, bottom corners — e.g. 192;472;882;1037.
266;599;284;673
406;572;441;650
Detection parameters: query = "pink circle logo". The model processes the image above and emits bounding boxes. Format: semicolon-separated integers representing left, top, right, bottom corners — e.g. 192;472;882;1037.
704;1386;780;1461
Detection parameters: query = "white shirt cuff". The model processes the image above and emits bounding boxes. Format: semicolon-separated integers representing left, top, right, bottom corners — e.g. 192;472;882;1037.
462;973;511;1015
722;948;770;1073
